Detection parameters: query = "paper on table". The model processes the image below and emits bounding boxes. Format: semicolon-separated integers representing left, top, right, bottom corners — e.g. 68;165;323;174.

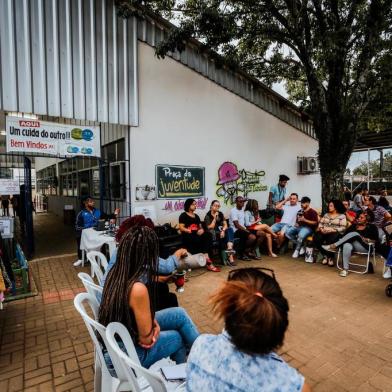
160;363;187;381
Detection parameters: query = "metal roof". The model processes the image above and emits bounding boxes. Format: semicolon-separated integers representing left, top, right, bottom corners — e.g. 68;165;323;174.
0;0;138;126
353;129;392;151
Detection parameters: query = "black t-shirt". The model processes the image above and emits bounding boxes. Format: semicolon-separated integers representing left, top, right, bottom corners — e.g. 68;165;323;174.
204;211;225;232
347;223;379;242
179;212;201;232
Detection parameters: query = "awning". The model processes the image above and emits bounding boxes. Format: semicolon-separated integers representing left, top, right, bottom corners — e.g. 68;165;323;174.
354;129;392;151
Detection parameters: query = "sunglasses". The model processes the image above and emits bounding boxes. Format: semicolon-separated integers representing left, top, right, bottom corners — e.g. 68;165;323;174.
228;267;276;281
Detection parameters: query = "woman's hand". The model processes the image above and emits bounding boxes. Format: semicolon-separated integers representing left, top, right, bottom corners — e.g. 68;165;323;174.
197;228;204;235
220;230;225;239
138;320;160;349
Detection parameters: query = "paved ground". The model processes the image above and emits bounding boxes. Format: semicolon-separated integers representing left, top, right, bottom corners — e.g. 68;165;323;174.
33;213;76;259
1;251;392;392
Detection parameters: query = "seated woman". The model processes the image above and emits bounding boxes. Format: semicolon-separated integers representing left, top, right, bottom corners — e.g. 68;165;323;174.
179;198;220;272
312;200;347;266
99;226;199;368
204;200;236;266
102;215;187;310
322;210;379;277
244;199;278;258
186;267;310;392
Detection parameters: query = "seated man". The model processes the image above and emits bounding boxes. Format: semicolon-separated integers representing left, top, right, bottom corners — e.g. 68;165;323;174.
229;196;258;260
285;197;318;259
74;195;120;267
365;196;391;242
271;193;301;249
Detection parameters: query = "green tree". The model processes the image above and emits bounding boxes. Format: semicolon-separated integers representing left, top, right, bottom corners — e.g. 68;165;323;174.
116;0;392;203
352;152;392;176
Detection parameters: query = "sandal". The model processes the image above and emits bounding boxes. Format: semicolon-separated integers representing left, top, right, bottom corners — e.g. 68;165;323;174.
206;263;221;272
327;258;335;267
321;257;328;265
227;255;237;266
269;253;278;258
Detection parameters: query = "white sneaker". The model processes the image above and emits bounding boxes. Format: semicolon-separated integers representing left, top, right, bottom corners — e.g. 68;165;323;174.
73;259;83;267
305;255;314;263
292;250;299;258
299;247;306;256
383;268;392;279
339;270;348;277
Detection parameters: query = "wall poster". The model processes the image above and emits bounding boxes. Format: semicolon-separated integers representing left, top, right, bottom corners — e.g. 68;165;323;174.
156;165;205;199
6;116;101;157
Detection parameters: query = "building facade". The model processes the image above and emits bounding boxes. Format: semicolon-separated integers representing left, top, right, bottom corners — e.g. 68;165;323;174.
0;0;320;224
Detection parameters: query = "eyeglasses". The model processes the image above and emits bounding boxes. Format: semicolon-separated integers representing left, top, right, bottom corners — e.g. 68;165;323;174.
228;267;276;281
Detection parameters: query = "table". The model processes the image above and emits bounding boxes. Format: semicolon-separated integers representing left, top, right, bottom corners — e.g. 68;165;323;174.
80;228;117;264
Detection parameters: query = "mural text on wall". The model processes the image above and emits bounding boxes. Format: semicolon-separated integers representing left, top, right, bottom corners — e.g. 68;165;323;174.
162;197;209;212
156;165;205;199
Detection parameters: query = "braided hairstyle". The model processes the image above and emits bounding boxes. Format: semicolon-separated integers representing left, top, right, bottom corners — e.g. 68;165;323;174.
98;226;160;339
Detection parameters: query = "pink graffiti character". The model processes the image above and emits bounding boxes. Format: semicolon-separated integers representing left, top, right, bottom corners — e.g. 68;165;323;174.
216;162;244;204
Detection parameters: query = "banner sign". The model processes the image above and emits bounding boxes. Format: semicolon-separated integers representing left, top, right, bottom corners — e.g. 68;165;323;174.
6;116;101;157
156;165;205;199
0;179;20;195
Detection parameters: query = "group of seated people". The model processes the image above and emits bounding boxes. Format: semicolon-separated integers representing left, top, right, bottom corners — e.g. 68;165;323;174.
97;214;310;391
175;192;392;278
92;189;391;390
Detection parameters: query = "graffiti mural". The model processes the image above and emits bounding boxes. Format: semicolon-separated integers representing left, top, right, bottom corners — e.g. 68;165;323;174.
216;162;267;204
162;197;209;212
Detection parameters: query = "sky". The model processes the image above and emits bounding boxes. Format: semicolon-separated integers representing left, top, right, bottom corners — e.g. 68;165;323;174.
347;149;392;171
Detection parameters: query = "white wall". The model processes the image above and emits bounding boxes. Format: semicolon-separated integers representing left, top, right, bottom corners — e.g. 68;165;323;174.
130;43;321;225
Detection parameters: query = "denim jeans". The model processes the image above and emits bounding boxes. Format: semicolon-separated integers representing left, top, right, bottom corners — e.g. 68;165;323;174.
271;222;289;234
285;226;313;251
217;227;235;248
136;307;199;368
342;241;368;270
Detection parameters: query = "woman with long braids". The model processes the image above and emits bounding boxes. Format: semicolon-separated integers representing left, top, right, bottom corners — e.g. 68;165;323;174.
99;226;199;367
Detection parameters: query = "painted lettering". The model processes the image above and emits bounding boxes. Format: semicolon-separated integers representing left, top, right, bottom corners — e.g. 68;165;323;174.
20;120;40;127
162;197;208;212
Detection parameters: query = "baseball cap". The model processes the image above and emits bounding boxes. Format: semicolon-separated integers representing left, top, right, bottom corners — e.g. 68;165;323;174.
235;196;247;202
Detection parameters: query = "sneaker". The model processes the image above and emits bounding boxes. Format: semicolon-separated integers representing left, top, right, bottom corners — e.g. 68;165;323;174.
339;269;348;277
383;268;392;279
305;255;314;263
73;259;83;267
292;249;299;258
299;247;306;256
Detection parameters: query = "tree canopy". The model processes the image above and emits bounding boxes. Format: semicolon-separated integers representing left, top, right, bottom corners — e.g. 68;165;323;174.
116;0;392;202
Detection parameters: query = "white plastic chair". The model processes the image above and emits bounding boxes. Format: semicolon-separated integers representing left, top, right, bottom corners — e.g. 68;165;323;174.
336;242;376;274
87;251;107;285
73;293;133;392
77;272;103;306
105;322;168;392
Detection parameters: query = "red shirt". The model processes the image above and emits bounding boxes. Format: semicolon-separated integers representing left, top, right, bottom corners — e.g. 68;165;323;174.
299;208;318;228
